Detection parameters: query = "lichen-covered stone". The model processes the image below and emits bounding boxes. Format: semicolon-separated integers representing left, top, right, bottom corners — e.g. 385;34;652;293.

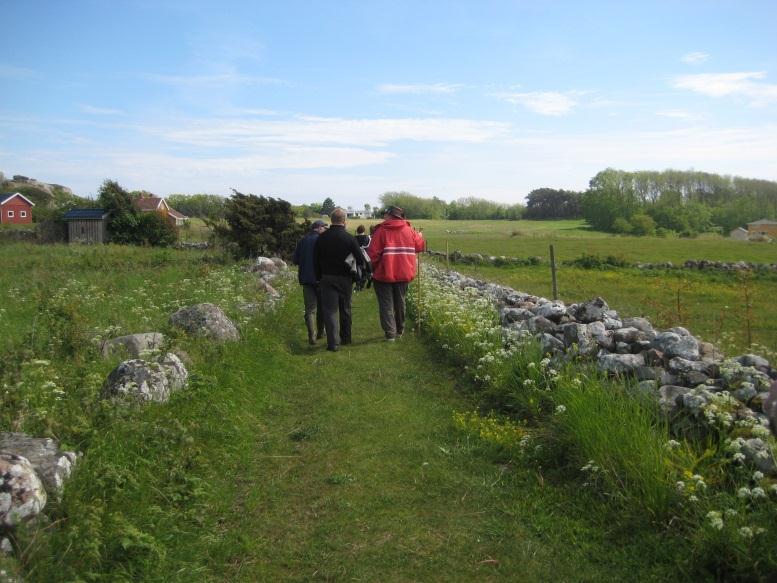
0;433;77;497
102;353;188;403
0;454;46;527
170;303;239;341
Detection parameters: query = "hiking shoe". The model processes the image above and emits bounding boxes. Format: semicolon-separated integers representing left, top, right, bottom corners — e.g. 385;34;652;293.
385;338;395;343
327;345;340;352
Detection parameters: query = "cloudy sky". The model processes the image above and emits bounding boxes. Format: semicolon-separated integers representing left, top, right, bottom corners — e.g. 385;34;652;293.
1;0;776;207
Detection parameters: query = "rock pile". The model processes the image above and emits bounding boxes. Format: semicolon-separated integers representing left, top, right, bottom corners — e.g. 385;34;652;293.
429;265;777;471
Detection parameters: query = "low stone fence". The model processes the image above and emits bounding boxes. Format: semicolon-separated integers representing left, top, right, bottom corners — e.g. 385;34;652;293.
426;265;777;475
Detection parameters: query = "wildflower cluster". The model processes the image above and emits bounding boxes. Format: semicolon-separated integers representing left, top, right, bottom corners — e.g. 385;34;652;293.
411;266;525;388
675;470;707;503
452;410;526;449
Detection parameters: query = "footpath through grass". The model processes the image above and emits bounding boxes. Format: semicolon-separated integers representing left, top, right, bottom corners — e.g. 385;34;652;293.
193;290;683;581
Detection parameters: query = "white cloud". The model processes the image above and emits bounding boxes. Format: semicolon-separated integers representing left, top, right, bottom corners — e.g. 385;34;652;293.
681;51;709;64
655;109;701;120
147;116;511;148
673;71;777;105
494;91;580;116
78;104;125;116
377;83;462;94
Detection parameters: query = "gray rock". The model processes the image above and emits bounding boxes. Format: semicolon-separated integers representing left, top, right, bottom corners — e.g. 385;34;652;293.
528;316;557;334
250;256;277;274
538;333;565;355
501;307;534;324
101;332;165;359
0;454;46;527
636;366;661;381
576;297;609;323
741;438;777;475
737;354;770;369
101;353;188;403
0;433;77;497
613;327;642;344
598;353;645;375
659;370;678;386
636;380;658;394
680;388;715;414
534;301;567;323
763;381;777;432
270;257;288;270
658;385;691;414
686;371;710;386
651;330;700;361
561;323;598;355
587;321;614;350
622;317;655;334
0;536;11;555
170;303;239;341
667;357;711;375
734;383;758;404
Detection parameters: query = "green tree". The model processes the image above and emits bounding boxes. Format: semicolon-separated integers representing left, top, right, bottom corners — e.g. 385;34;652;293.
321;197;336;215
524;188;582;219
209;190;305;258
629;213;656;236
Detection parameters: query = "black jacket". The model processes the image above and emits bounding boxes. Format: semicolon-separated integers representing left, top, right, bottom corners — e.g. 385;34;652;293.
314;225;365;279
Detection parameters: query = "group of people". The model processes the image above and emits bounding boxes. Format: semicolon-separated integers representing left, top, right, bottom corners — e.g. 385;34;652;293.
292;206;425;352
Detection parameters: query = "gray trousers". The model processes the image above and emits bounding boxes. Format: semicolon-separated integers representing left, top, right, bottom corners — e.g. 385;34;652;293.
302;284;324;340
320;274;354;348
373;280;409;339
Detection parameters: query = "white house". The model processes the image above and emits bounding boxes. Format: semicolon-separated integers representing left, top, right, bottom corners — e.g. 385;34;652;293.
345;206;371;219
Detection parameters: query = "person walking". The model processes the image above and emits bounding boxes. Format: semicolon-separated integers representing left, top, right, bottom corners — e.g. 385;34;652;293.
367;205;425;342
354;224;372;292
292;219;327;345
314;208;365;352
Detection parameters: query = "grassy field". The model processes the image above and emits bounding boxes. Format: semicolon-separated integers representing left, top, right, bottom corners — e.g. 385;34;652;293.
0;243;702;581
413;218;777;265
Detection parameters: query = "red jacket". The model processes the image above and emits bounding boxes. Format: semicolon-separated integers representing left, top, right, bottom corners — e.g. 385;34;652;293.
367;219;425;283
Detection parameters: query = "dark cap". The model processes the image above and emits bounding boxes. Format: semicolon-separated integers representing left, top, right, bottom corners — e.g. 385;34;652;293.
311;219;327;230
384;205;405;219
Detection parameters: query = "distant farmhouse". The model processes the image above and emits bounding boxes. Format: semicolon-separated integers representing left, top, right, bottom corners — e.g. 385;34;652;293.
0;192;35;224
345;206;371;219
63;208;111;244
133;195;188;226
729;227;749;241
747;219;777;238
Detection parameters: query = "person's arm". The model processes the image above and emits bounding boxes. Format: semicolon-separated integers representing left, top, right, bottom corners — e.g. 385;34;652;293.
313;238;322;281
413;228;425;252
366;230;382;265
351;237;366;268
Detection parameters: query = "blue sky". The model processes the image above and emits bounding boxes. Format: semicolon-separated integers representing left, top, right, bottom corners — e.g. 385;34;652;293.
1;0;776;208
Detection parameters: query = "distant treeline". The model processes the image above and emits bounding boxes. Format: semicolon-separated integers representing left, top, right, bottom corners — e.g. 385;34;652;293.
378;192;525;220
164;167;777;234
583;168;777;236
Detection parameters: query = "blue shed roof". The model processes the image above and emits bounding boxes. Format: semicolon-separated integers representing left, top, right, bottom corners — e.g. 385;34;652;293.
63;208;109;220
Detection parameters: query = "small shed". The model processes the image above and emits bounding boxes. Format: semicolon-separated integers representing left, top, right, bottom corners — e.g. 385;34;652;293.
64;208;110;244
747;219;777;238
0;192;35;224
729;227;749;241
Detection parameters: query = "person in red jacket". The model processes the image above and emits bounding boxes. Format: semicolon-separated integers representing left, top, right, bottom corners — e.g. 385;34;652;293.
367;206;425;341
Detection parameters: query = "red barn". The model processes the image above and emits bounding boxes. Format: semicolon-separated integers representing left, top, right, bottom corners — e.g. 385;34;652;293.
0;192;35;224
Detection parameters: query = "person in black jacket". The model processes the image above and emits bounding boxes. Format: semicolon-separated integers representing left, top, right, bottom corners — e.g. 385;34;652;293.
292;219;327;345
314;208;365;352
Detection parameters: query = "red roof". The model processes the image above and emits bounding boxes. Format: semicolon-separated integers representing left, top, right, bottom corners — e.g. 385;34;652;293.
133;197;166;212
0;192;36;207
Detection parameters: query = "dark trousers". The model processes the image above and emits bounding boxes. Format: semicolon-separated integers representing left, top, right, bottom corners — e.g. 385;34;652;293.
320;274;354;348
302;284;324;341
373;280;409;339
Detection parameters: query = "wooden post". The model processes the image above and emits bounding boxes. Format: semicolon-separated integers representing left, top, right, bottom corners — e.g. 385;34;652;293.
445;240;449;269
549;244;558;300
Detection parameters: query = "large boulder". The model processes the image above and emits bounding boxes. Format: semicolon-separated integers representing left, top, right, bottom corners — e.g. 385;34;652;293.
101;332;165;359
658;385;691;414
763;381;777;433
249;257;277;274
101;353;188;403
0;434;77;497
534;301;567;323
170;303;239;341
0;454;46;527
651;328;700;361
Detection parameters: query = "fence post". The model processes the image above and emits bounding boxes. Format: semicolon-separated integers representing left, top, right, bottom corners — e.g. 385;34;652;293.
416;252;422;334
550;244;558;300
445;240;449;269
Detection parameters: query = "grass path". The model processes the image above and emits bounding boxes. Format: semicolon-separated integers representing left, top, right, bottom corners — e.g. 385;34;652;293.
199;289;681;582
